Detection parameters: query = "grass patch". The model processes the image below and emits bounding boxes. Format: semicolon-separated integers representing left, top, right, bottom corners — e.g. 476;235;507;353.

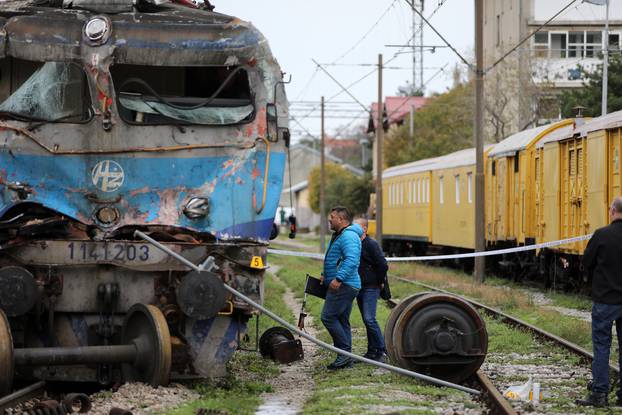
268;254;479;414
389;262;594;351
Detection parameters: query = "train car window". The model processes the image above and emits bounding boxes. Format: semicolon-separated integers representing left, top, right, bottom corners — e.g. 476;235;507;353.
426;178;430;203
408;180;412;204
0;60;91;123
455;175;460;204
514;156;519;173
439;176;444;204
111;64;253;125
467;172;473;204
492;160;496;176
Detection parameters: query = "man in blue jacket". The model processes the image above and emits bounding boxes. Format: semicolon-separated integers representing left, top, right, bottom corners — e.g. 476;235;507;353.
321;206;362;369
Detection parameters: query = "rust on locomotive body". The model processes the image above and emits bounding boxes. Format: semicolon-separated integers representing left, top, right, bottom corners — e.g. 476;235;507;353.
0;0;289;389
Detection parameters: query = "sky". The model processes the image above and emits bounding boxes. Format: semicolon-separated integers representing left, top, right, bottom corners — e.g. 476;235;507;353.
220;0;474;141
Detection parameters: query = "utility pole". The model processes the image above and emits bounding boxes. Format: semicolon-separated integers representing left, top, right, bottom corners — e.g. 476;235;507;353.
376;54;384;249
320;96;326;253
474;0;485;283
603;0;610;116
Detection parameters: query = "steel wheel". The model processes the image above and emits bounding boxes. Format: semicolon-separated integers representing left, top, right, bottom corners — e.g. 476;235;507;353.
121;304;172;387
392;293;487;383
0;309;14;396
384;292;428;364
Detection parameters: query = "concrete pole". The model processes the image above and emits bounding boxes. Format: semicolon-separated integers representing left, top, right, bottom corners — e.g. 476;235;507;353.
602;0;610;116
474;0;485;283
320;96;326;253
376;54;384;248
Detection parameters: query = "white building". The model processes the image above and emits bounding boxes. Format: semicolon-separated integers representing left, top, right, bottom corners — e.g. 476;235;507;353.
483;0;622;134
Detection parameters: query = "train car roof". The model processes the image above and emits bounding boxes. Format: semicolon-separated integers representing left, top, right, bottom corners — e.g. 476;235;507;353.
574;109;622;136
536;123;576;148
432;145;492;171
0;1;271;66
488;121;571;158
382;157;440;179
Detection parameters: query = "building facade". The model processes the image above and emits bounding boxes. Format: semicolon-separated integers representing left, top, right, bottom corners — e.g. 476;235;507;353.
483;0;622;138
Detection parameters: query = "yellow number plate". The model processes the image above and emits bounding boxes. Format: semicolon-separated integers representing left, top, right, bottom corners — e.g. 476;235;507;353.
250;256;264;269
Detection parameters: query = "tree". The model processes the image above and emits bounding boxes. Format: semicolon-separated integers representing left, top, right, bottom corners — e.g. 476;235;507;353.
384;82;474;167
308;163;373;216
560;53;622;117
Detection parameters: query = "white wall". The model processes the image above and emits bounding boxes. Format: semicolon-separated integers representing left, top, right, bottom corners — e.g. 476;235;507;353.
533;0;622;22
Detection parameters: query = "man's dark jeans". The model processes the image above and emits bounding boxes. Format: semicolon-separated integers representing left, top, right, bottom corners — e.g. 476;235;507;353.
592;302;622;397
321;283;359;354
356;287;385;356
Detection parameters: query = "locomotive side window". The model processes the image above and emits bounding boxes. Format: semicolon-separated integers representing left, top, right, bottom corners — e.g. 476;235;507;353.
0;60;91;123
111;65;254;125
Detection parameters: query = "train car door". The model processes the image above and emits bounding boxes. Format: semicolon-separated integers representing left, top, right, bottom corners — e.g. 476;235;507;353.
586;130;608;232
609;128;621;202
560;138;586;251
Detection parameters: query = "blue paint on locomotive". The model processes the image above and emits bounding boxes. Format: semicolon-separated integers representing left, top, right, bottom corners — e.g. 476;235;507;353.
0;150;285;240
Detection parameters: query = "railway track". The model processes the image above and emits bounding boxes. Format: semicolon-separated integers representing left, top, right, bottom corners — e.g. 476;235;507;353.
388;274;622;413
385;296;518;415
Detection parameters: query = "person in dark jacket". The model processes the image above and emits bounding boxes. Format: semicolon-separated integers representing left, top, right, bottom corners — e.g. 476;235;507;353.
354;217;388;362
577;197;622;408
320;206;362;370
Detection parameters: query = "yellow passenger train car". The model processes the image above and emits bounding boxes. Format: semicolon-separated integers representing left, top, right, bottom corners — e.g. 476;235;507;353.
380;110;622;289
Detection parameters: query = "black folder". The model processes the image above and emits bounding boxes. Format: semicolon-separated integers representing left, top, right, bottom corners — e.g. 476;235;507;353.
304;274;327;299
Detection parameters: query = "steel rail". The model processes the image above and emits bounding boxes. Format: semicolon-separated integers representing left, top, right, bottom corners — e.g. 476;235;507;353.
390;275;620;375
475;370;518;415
0;381;46;412
134;231;481;395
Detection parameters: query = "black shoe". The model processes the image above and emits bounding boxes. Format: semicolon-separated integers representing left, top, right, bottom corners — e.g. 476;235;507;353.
327;357;353;370
576;393;608;407
370;353;386;363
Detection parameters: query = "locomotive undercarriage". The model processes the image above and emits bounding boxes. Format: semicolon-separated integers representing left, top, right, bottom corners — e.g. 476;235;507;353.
0;205;265;388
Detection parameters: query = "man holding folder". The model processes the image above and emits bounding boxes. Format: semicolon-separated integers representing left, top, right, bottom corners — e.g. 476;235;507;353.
320;206;362;370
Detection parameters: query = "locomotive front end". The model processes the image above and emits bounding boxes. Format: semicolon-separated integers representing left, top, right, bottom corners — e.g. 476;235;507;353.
0;0;289;391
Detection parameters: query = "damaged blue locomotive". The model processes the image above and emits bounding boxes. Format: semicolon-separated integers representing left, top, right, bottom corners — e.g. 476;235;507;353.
0;0;289;393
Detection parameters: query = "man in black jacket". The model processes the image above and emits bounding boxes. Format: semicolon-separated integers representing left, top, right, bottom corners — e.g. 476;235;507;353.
354;217;388;362
577;197;622;408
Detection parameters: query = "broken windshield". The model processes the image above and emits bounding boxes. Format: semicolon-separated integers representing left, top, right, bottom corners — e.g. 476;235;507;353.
0;61;91;122
111;65;254;126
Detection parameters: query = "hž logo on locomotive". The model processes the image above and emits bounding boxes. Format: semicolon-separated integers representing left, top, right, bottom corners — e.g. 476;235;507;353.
92;160;125;192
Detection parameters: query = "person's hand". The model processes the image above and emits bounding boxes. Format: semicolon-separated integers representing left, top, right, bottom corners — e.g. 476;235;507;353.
320;274;324;284
329;279;341;290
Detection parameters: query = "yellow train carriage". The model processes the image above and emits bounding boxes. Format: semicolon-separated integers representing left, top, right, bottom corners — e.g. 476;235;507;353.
382;158;437;255
486;120;573;248
430;147;490;250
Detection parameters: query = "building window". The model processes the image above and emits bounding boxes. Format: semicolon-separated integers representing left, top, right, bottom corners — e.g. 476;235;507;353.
496;15;501;47
467;172;473;204
585;31;602;58
550;32;567;58
568;31;584;58
534;32;548;58
439;176;444;204
455;175;460;204
609;33;621;53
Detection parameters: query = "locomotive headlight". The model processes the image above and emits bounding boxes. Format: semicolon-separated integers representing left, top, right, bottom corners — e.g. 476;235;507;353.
183;197;210;219
96;206;119;225
84;16;111;45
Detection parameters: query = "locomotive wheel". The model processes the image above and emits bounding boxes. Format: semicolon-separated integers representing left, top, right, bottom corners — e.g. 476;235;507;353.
384;292;427;364
392;293;487;383
0;309;14;396
121;304;172;387
259;327;295;360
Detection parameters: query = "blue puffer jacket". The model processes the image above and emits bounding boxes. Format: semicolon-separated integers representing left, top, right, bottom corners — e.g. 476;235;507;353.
323;224;363;289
